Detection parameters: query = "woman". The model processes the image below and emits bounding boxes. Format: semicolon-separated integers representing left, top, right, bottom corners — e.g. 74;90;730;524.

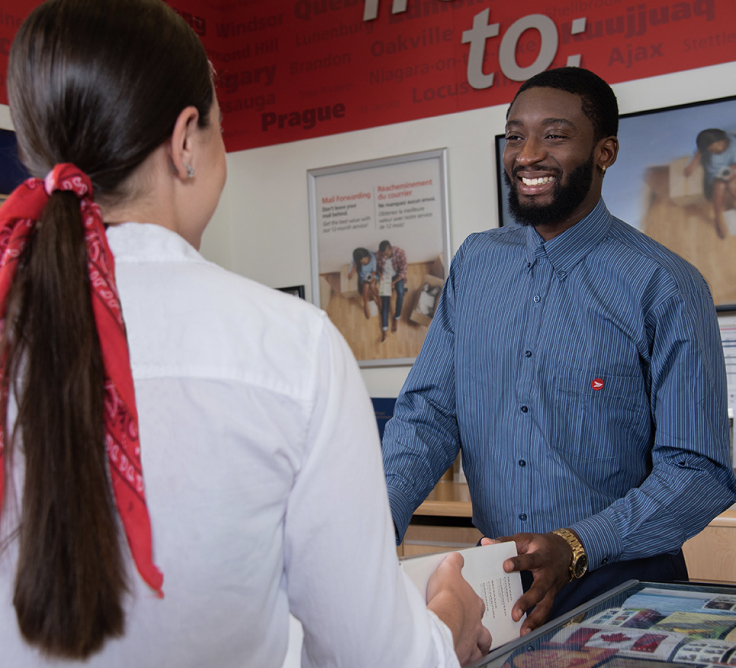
347;246;381;319
0;1;490;666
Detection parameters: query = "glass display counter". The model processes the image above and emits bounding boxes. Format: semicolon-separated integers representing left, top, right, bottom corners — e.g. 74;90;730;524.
473;580;736;668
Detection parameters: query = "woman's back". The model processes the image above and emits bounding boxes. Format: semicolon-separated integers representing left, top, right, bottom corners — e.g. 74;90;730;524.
2;222;452;666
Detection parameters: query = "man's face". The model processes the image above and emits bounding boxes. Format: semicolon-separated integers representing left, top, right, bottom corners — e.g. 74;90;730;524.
503;87;601;231
382;248;393;259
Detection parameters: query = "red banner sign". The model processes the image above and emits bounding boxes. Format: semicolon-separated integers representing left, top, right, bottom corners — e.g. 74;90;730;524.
1;0;734;152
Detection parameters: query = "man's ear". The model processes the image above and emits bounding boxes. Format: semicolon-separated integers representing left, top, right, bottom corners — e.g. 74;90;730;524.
597;136;619;171
168;106;200;181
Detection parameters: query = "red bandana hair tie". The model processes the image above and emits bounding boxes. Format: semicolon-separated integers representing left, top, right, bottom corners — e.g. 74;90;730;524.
0;163;163;597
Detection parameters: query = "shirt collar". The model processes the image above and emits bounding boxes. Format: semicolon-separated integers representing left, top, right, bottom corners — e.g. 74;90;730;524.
524;199;612;274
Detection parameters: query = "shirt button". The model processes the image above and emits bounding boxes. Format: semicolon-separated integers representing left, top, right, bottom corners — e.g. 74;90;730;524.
520;405;528;413
519;513;527;521
602;558;609;565
518;459;526;467
533;295;541;303
525;350;532;358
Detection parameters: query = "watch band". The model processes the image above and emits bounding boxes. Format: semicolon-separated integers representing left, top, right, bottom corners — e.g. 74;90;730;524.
551;528;588;582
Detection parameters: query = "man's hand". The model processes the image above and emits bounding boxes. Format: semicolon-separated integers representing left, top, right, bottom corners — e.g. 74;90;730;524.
426;552;492;665
481;532;572;634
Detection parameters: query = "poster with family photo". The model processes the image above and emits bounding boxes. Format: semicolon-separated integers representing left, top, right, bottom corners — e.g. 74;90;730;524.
308;149;450;367
495;95;736;311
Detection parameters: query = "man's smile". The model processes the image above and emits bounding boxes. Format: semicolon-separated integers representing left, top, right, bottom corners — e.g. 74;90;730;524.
512;168;559;197
520;176;555;186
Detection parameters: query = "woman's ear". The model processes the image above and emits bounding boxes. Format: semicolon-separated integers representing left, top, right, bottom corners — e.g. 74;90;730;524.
168;106;200;181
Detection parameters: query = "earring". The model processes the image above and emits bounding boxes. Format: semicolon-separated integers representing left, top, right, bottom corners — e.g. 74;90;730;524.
600;165;607;175
185;164;195;178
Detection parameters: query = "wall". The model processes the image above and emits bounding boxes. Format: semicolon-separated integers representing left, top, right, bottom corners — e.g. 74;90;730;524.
210;60;736;397
3;61;734;397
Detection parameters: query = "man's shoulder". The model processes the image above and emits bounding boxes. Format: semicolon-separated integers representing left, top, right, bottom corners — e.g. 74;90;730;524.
604;216;709;298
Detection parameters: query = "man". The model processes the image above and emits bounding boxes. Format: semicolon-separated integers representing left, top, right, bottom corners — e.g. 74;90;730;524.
382;67;736;634
376;240;407;341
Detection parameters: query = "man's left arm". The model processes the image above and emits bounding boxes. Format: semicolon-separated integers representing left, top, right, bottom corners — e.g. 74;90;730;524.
500;286;736;633
571;290;736;568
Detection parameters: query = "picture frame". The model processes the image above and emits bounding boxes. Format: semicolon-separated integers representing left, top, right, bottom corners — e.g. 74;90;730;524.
308;149;451;367
277;285;305;299
495;95;736;311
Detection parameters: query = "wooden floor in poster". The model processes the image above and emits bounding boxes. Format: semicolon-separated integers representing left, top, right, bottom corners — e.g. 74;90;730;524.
642;168;736;308
322;261;436;363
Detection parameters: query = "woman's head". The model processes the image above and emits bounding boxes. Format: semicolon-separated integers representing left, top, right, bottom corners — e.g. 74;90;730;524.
7;0;214;205
353;247;371;266
2;0;221;658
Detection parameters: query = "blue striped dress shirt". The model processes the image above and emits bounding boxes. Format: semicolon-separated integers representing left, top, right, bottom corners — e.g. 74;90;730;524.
383;200;736;571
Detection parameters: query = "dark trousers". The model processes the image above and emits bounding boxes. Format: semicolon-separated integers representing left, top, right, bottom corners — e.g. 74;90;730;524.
521;550;689;622
381;279;405;330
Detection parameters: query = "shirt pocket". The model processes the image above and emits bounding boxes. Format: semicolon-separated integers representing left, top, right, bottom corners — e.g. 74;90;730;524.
551;368;650;462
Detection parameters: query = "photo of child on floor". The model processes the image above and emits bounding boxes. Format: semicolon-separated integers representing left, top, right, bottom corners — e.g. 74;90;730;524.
683;128;736;241
599;96;736;308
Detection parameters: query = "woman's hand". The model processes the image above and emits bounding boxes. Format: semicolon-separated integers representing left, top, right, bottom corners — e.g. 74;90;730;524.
426;552;492;666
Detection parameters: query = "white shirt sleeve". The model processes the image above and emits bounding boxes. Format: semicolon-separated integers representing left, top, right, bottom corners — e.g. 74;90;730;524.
283;316;460;668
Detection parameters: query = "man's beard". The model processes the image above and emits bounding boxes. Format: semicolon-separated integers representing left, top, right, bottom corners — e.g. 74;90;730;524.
503;154;594;228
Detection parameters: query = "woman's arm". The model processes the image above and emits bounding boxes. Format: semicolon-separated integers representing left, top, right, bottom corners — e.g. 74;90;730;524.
284;315;487;668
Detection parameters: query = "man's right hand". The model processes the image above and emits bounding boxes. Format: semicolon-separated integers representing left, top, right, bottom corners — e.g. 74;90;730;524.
426;552;492;666
483;533;572;634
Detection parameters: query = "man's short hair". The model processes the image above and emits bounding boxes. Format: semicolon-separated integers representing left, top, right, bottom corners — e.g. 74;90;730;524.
509;67;619;141
378;240;392;253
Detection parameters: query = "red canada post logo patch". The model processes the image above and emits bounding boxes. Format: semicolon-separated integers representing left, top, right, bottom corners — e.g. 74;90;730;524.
591;378;605;391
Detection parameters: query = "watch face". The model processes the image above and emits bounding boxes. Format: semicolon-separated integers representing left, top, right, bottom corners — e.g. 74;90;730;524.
573;554;589;579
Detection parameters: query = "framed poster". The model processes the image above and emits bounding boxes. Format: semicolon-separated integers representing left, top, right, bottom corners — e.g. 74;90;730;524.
495;95;736;310
308;149;450;367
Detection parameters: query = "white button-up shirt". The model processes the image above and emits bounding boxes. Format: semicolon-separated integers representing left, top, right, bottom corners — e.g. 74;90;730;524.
1;223;458;668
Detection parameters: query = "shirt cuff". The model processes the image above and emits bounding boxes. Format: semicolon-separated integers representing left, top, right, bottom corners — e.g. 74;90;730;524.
426;610;462;668
569;512;624;571
386;483;414;545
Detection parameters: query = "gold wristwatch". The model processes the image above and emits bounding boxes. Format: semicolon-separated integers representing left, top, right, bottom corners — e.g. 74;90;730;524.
551;528;588;582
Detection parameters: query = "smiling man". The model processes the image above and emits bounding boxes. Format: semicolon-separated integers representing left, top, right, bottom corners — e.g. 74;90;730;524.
382;67;736;635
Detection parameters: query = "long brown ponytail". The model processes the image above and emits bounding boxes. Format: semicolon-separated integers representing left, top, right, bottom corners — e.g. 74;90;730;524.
2;0;213;658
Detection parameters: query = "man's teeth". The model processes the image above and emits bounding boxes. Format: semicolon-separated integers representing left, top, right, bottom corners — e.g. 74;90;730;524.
521;176;554;185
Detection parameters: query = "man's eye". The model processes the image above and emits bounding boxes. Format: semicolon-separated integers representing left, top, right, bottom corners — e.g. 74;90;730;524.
505;134;521;141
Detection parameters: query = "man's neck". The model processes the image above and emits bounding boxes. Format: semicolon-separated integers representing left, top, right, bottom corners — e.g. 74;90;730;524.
532;197;601;242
